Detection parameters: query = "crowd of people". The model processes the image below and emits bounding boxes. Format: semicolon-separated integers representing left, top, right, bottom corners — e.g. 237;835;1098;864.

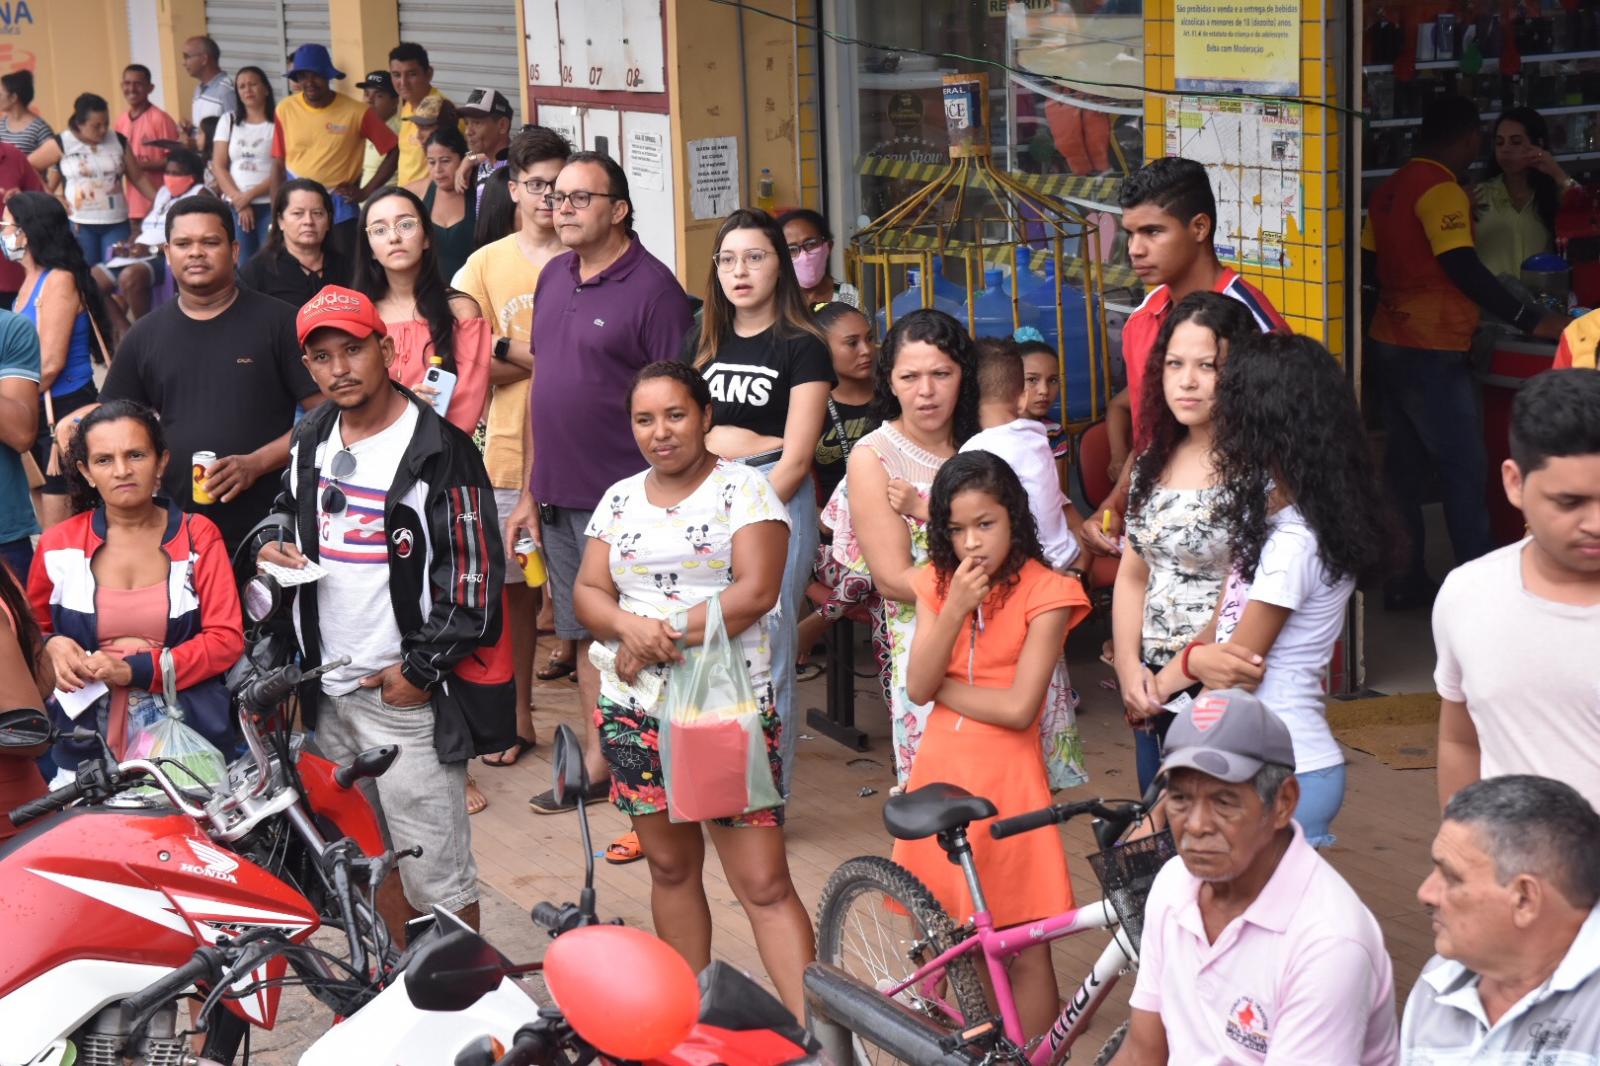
0;36;1593;1063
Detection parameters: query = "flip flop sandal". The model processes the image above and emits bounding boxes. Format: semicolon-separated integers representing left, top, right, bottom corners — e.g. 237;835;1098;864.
536;654;576;681
529;778;610;814
481;736;536;767
605;831;645;865
466;777;489;816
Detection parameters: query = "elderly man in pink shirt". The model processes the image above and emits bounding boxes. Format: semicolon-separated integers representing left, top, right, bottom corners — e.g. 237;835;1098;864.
1112;690;1399;1065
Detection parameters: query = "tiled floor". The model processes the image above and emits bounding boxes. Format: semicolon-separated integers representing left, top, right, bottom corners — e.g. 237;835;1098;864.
464;619;1444;1051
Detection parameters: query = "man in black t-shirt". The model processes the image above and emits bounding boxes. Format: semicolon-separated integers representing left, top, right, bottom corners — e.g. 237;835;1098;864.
102;198;323;553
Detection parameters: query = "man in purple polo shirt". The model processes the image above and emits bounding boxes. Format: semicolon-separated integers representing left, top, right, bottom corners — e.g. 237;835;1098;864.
1112;690;1397;1065
506;151;693;813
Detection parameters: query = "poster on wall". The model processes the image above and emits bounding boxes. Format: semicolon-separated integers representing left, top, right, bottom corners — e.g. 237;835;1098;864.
1173;0;1301;96
1164;95;1303;269
688;136;739;220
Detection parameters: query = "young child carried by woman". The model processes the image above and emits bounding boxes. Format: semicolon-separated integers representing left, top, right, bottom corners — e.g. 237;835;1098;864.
892;450;1091;1041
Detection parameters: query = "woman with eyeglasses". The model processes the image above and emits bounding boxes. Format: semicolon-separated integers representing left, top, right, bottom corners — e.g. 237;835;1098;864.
777;208;858;310
240;178;349;311
28;399;245;773
351;187;491;438
684;208;833;794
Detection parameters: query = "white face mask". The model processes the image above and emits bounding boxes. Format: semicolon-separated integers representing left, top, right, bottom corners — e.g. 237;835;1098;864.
0;231;23;263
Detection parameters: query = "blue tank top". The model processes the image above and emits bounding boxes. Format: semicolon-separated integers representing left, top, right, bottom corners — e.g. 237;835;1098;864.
19;269;94;397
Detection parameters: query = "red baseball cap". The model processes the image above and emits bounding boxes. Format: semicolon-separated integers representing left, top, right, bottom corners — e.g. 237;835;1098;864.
296;285;388;346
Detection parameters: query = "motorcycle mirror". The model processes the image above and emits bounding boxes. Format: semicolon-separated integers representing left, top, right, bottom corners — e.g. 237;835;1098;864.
242;574;283;625
550;724;588;807
0;708;50;749
403;930;512;1012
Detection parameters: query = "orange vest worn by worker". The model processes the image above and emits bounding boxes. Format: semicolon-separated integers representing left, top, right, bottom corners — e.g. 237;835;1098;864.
1554;309;1600;369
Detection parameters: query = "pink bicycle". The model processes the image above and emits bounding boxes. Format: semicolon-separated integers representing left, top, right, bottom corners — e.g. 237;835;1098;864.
815;782;1173;1065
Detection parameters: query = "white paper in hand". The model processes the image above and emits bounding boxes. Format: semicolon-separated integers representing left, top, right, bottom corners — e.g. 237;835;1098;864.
54;679;109;720
259;559;329;587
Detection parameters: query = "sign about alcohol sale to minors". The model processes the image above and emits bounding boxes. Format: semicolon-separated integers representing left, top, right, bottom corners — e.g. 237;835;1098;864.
1174;0;1301;96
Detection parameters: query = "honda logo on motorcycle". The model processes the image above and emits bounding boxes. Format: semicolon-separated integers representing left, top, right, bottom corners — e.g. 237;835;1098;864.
180;839;240;884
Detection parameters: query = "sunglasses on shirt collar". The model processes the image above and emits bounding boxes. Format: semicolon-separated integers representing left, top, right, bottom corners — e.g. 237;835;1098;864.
321;448;357;514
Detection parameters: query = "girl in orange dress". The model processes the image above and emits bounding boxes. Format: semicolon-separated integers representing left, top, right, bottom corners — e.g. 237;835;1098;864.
893;449;1091;1041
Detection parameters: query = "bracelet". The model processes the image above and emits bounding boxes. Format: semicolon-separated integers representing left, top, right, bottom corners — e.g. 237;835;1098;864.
1180;640;1203;682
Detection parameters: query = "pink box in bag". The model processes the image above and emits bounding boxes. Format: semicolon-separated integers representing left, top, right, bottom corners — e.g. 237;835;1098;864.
664;715;752;822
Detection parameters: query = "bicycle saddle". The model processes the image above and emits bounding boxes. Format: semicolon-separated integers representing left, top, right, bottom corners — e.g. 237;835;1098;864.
882;782;998;841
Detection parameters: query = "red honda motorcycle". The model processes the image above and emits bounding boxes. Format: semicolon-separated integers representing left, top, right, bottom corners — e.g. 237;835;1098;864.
0;622;403;1066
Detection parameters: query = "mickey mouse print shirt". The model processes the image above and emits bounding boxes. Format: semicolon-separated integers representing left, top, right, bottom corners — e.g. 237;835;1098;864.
585;459;791;711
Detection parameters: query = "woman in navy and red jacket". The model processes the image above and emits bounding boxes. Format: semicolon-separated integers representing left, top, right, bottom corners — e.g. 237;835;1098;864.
27;400;244;770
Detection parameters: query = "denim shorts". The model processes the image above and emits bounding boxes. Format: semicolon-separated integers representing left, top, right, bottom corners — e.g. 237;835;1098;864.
313;686;478;914
539;505;595;641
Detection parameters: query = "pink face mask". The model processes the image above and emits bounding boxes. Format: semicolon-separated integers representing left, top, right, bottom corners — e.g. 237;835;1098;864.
792;243;830;289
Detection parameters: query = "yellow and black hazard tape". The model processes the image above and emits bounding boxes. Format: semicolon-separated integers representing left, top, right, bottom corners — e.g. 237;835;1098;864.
856;155;1125;204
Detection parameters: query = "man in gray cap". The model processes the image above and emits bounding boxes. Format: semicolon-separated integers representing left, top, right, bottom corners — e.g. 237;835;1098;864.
1110;690;1399;1066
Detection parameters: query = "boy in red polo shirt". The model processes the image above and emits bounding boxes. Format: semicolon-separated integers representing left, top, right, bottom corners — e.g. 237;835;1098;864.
1081;157;1287;556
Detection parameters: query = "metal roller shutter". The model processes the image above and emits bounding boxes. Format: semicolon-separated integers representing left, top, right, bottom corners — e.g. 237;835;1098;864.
205;0;330;97
397;0;522;124
282;0;333;76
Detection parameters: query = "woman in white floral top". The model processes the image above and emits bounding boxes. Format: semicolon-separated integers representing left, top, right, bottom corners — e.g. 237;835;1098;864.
843;308;979;786
1111;292;1259;792
573;361;814;1019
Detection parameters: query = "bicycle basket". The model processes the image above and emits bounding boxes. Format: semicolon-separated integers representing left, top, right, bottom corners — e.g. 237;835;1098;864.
1087;828;1176;955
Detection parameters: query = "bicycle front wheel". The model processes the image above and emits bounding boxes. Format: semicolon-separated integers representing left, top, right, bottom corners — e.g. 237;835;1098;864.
815;855;990;1056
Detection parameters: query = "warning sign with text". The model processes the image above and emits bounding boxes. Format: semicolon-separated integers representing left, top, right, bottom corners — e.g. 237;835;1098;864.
1174;0;1301;96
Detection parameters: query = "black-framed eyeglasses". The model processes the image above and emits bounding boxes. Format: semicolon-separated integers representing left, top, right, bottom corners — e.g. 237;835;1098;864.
518;177;554;196
542;190;619;210
320;448;357;514
786;237;828;257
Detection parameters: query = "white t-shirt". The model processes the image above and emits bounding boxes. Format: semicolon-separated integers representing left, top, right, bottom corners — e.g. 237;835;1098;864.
215;113;275;204
294;402;421;694
59;129;128;225
585;459;789;711
132;185;203;251
960;418;1079;569
1434;539;1600;811
1215;506;1351;773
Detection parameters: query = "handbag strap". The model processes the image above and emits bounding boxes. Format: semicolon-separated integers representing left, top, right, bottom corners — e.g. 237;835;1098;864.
87;311;112;365
826;397;854;459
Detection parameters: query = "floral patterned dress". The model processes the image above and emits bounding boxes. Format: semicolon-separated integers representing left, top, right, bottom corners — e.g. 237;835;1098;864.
1124;478;1230;668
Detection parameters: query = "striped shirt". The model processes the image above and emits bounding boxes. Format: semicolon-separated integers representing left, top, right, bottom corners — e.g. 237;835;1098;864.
0;115;52;156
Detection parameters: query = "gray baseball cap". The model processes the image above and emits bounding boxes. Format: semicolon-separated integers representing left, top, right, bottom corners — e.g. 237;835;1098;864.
1158;689;1297;783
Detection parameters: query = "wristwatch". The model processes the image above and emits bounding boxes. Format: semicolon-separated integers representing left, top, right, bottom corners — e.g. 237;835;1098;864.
493;337;511;362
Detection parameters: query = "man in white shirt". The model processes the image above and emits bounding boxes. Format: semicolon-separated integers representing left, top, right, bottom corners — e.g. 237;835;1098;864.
182;36;236;147
960;339;1081;569
1433;368;1600;810
1112;689;1398;1065
1402;774;1600;1063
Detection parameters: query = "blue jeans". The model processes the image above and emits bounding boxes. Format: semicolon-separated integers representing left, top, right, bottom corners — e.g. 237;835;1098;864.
753;461;819;797
1133;711;1175;795
0;536;33;584
1293;763;1346;848
72;220;131;265
235;203;272;264
1369;341;1494;579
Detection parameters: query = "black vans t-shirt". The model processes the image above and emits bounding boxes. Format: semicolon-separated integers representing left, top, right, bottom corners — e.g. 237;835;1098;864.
101;288;320;552
694;326;835;439
813;398;879;500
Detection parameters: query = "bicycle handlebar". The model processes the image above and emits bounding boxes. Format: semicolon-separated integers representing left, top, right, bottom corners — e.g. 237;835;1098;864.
989;799;1132;841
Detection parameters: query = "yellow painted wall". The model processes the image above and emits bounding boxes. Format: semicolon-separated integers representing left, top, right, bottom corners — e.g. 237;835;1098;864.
330;0;399;92
0;0;135;131
1143;0;1347;359
666;0;809;296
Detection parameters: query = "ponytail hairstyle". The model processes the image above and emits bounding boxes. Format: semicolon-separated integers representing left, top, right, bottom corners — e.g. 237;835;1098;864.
351;186;461;374
64;399;168;516
693;208;825;369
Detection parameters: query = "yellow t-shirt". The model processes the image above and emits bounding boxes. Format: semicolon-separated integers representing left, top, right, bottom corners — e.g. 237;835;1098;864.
454;234;544;488
1362;158;1480;352
396;88;446;186
272;92;397;189
362;113;402;187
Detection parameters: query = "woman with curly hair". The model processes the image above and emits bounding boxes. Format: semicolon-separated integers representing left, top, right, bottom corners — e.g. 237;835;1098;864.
1112;291;1257;792
1152;332;1389;846
842;307;979;784
893;450;1090;1040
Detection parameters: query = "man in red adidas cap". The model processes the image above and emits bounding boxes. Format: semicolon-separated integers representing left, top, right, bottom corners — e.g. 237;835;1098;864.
1110;689;1397;1066
256;284;513;937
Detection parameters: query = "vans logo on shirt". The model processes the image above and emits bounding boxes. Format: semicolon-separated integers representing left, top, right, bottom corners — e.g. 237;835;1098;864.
1225;996;1270;1053
705;363;779;407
